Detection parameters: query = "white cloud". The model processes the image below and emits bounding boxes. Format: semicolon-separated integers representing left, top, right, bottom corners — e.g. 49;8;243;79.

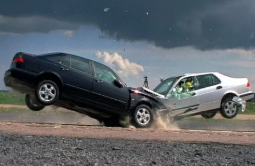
63;31;74;38
95;51;144;77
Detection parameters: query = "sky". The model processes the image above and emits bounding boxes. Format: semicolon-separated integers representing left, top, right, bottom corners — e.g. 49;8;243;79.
1;0;255;91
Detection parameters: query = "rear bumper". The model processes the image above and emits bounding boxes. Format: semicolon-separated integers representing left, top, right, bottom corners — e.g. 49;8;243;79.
239;91;254;102
4;69;36;94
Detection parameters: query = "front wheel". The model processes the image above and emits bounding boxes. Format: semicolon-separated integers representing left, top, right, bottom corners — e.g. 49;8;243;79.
201;110;217;119
35;80;59;105
132;104;155;128
25;94;45;111
220;97;238;119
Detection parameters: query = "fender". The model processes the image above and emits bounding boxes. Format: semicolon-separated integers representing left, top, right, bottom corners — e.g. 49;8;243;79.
222;90;238;97
37;70;64;87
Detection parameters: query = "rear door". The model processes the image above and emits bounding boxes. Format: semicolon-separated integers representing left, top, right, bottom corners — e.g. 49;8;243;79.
58;55;94;101
195;74;224;111
91;61;129;111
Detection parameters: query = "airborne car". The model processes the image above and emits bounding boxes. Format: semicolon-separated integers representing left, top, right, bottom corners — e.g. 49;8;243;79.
4;52;165;128
149;72;254;120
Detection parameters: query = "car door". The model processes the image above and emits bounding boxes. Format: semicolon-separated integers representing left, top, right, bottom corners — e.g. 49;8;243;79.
164;76;199;116
58;55;94;101
194;74;224;111
91;61;129;111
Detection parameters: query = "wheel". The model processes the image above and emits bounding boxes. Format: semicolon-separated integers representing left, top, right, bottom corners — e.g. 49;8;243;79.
35;80;59;105
25;94;45;111
220;97;238;119
201;110;217;119
132;104;155;128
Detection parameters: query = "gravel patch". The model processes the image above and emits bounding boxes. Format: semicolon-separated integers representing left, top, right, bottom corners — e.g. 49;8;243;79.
1;133;255;166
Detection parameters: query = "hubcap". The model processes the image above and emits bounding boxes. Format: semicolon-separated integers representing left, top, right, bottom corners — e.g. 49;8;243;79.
224;101;237;116
136;108;151;125
38;83;56;102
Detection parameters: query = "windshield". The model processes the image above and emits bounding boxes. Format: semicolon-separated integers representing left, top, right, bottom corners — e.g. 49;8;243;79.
153;77;179;95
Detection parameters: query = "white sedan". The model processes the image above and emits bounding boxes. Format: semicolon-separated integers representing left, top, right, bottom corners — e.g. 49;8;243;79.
150;72;254;119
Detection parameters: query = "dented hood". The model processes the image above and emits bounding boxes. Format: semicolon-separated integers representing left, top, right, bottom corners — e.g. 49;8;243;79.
129;86;166;99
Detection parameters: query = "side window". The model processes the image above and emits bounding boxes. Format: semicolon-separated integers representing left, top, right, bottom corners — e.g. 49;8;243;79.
70;56;90;75
196;74;220;89
60;55;70;67
93;62;117;84
212;74;221;84
173;76;198;93
46;53;65;62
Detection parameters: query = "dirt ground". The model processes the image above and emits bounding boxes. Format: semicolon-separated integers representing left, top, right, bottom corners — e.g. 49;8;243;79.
0;122;255;145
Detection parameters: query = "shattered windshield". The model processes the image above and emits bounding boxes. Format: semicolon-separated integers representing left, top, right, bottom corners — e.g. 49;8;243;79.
153;77;179;95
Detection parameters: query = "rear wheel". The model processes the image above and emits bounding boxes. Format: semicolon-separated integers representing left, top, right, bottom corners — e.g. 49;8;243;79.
201;110;217;119
25;94;45;111
35;80;59;105
132;104;155;128
220;97;238;119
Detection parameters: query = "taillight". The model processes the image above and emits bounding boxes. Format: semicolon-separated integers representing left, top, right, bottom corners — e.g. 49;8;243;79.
247;82;250;88
13;57;24;63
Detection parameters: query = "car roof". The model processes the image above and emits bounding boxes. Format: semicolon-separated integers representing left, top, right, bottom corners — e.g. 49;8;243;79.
183;72;220;77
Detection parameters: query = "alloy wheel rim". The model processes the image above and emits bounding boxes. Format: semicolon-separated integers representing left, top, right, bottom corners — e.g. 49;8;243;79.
38;83;56;102
224;101;237;116
136;108;151;125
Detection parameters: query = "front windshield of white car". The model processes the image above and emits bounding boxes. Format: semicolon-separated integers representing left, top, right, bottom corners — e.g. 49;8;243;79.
153;77;179;95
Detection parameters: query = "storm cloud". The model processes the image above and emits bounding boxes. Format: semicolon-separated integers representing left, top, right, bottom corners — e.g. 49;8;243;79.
0;0;255;50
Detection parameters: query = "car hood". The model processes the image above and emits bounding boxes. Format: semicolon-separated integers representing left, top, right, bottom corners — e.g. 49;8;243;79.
129;86;166;99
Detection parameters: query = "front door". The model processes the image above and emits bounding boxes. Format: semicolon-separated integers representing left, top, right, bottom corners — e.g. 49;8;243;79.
164;76;199;116
91;61;129;111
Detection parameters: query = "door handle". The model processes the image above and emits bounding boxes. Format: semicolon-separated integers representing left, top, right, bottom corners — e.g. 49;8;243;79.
61;67;68;71
96;79;103;83
216;86;222;89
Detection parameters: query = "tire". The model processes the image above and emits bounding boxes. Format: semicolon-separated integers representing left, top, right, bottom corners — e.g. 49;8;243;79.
220;97;238;119
132;104;155;128
201;110;217;119
35;80;59;105
103;118;121;127
25;94;45;111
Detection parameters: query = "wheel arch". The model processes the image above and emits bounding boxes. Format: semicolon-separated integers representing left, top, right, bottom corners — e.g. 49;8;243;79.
221;91;238;104
37;71;64;90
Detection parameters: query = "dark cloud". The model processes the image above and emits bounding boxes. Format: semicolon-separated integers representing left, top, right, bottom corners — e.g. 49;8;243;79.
0;0;255;50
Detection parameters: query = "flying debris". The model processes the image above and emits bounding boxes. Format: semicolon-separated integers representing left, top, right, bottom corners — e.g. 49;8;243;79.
104;8;110;12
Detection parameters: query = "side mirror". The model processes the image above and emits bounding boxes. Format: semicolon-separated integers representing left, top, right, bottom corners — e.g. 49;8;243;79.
113;80;123;88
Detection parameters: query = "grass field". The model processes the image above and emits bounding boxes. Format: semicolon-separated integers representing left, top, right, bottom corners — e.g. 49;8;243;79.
0;91;254;114
0;91;25;105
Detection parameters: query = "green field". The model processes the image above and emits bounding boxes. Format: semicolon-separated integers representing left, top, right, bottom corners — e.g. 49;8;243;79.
0;91;254;114
0;91;25;105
